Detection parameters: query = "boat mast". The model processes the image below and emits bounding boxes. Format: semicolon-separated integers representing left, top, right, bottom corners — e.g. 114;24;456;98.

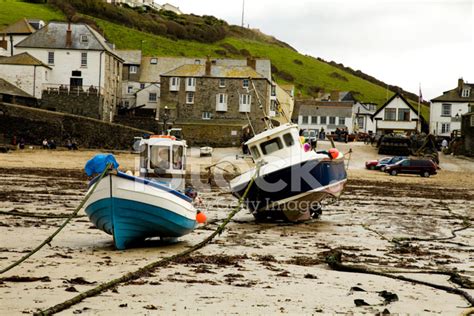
249;77;273;129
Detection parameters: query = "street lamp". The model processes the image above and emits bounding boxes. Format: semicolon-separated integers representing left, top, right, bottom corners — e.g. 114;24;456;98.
162;105;170;134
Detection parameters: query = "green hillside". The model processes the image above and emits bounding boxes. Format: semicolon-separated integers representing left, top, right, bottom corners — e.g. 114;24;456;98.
0;0;429;120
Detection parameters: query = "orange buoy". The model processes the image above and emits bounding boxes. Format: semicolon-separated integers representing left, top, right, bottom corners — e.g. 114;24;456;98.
196;211;207;224
328;148;339;159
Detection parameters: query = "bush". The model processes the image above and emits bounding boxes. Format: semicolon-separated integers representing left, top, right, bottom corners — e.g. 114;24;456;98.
220;43;239;55
277;70;294;82
329;72;348;82
293;59;303;65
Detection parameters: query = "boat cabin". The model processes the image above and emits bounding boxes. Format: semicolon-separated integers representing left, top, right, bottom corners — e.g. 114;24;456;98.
245;123;302;163
139;135;187;190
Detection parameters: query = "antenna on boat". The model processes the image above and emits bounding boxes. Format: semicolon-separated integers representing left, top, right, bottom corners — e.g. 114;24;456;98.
249;77;273;129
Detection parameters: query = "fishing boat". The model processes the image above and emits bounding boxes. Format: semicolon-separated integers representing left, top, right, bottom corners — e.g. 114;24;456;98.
83;136;198;250
230;123;347;222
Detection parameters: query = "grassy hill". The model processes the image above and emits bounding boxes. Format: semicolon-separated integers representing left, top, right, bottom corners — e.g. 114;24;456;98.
0;0;429;120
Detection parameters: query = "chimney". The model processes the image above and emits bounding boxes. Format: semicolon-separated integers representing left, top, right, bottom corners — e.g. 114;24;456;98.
246;57;256;70
66;22;72;47
458;78;464;94
330;90;339;102
205;57;211;76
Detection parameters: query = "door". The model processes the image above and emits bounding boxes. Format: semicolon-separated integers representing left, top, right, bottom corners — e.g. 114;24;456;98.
70;77;83;89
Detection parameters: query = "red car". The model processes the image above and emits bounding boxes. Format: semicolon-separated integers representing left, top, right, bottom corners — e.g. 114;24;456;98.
365;157;391;170
384;159;437;177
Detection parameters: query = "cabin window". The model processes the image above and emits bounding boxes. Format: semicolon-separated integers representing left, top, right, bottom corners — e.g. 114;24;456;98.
150;146;170;170
283;133;294;147
140;144;148;169
172;145;184;169
250;146;261;159
260;137;283;155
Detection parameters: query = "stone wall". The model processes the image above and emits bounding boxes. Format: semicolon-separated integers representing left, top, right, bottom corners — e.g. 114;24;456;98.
0;102;152;150
40;91;102;119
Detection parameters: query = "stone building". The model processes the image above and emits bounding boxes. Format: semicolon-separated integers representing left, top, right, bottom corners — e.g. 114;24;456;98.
159;59;271;134
15;21;123;122
461;112;474;156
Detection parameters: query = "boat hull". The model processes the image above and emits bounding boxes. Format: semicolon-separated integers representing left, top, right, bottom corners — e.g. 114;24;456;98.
84;172;197;249
231;158;347;222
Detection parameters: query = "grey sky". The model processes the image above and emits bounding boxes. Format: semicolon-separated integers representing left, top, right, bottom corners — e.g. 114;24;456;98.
169;0;473;100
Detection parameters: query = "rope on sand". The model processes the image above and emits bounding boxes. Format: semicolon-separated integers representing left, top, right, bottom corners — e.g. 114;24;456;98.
0;210;86;219
0;165;111;275
325;249;474;306
35;165;260;316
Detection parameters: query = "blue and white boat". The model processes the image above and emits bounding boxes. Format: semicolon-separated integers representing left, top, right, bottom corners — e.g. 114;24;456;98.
230;123;347;222
83;136;197;250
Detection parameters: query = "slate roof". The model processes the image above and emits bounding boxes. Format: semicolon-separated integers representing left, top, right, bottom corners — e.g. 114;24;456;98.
15;22;122;60
0;78;34;98
162;64;265;79
298;101;353;117
0;18;35;35
116;50;142;65
431;84;474;102
0;52;51;68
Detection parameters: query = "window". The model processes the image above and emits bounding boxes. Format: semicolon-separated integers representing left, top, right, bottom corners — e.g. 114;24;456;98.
124;101;129;107
186;92;194;104
357;117;364;129
320;116;327;124
302;116;309;124
470;115;474;127
149;92;157;102
170;77;180;91
150;58;157;64
140;83;145;89
441;123;450;134
127;86;133;94
172;145;184;170
250;146;261;159
283;133;294;147
219;79;226;88
271;85;276;96
311;116;318;124
243;79;249;88
442;104;451;116
194;59;201;65
216;93;228;111
187;77;196;87
150;146;170;170
260;137;283;155
329;116;336;124
80;35;88;43
384;108;396;121
71;70;81;77
81;52;87;67
239;94;251;112
202;111;212;120
129;65;138;74
462;89;470;98
339;117;345;125
48;52;54;65
398;109;410;121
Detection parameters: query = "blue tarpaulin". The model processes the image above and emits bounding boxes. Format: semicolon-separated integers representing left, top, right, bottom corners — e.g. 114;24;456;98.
84;154;119;176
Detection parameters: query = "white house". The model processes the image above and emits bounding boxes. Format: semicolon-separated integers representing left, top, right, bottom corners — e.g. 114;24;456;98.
15;21;124;121
372;93;420;135
0;52;51;99
297;100;354;133
136;83;160;115
353;102;376;134
430;78;474;136
0;18;36;57
161;3;182;14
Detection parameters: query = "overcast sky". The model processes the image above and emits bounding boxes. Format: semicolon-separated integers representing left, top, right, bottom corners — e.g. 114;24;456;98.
168;0;473;100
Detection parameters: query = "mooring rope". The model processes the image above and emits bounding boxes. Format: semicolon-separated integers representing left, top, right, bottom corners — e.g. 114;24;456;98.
0;165;111;275
35;166;260;316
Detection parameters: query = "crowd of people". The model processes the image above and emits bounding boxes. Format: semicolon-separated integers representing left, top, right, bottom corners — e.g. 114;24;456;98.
11;136;78;150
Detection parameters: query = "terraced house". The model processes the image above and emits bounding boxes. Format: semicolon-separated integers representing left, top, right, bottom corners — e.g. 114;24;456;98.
159;58;272;135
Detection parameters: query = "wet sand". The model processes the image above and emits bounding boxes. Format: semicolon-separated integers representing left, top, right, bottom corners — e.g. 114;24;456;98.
0;144;473;315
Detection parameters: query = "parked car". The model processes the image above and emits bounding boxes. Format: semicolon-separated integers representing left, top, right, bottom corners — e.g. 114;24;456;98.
365;157;391;170
378;156;407;171
384;159;437;177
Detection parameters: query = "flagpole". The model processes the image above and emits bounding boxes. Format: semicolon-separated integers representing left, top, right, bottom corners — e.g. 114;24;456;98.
418;83;421;133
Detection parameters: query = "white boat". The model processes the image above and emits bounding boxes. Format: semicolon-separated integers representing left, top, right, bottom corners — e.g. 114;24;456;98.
230;123;347;222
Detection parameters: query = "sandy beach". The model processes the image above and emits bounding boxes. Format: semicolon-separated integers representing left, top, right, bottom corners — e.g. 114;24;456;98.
0;142;473;315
